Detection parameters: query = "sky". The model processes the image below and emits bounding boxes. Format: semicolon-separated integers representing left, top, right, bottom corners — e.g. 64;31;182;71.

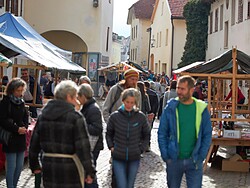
113;0;138;37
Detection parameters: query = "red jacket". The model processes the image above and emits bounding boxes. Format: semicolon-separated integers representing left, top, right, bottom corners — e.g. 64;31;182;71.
225;87;245;103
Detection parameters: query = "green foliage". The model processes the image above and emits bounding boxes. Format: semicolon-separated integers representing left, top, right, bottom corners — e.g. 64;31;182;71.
178;0;210;68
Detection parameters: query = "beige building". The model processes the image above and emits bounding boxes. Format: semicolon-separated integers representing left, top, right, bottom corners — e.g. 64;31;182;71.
150;0;187;76
127;0;155;69
207;0;250;59
23;0;113;83
111;33;122;64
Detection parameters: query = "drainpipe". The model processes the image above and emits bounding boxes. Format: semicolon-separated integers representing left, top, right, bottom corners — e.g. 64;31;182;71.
20;0;23;16
147;27;152;69
170;18;174;78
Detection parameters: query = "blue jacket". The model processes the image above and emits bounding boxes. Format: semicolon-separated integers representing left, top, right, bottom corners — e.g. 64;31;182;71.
158;97;212;165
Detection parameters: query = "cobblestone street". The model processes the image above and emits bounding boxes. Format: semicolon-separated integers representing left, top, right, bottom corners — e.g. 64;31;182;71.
0;119;250;187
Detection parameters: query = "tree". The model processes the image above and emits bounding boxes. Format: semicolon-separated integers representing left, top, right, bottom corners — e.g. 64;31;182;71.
178;0;210;68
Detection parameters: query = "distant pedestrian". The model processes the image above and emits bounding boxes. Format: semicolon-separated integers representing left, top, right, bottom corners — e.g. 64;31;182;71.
79;75;91;85
106;88;150;188
0;78;28;188
29;80;96;188
162;80;177;111
158;75;212;188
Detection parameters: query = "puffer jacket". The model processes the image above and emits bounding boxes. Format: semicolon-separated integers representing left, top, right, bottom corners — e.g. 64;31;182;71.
158;97;212;166
106;105;150;161
29;99;96;188
80;97;104;152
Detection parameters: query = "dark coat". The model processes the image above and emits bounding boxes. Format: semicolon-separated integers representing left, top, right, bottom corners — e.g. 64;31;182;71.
29;100;96;188
29;75;42;104
0;95;28;153
146;88;159;114
80;98;104;152
106;106;150;161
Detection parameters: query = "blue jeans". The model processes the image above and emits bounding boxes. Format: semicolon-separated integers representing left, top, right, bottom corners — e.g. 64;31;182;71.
5;152;25;188
113;159;140;188
166;158;203;188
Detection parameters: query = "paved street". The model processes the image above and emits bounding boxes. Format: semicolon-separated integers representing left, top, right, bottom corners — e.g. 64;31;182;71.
0;99;249;187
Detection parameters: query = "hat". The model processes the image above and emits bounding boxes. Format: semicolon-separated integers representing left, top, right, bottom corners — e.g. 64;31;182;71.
124;69;139;80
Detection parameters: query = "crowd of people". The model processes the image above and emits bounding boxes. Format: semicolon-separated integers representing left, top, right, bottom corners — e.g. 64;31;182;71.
0;67;246;188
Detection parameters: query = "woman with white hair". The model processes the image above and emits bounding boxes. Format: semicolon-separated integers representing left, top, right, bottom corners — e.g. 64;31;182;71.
78;83;104;188
29;80;96;188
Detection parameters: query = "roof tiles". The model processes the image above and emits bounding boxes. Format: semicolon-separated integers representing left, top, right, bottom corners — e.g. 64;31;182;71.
130;0;156;19
168;0;188;18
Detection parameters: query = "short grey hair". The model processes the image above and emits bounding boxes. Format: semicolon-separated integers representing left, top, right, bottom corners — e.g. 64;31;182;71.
78;83;94;100
79;76;91;85
54;80;78;100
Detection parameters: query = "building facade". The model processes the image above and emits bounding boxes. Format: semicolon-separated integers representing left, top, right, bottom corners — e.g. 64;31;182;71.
207;0;250;59
127;0;155;69
150;0;187;76
23;0;113;83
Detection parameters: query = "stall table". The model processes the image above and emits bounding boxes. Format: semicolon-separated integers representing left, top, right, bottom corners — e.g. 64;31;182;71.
203;137;250;171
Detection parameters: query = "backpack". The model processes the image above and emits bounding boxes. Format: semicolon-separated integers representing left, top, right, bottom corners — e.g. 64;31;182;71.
109;85;122;114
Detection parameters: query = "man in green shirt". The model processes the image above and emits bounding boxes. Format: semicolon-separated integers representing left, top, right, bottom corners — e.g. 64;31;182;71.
158;75;212;188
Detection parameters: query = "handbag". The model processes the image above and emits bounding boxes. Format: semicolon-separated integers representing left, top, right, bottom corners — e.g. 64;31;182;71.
0;126;12;145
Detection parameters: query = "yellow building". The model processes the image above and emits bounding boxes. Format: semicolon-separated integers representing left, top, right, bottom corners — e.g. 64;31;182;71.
127;0;155;69
150;0;187;76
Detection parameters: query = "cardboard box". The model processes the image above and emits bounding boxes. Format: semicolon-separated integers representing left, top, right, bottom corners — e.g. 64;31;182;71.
222;160;249;172
223;130;241;138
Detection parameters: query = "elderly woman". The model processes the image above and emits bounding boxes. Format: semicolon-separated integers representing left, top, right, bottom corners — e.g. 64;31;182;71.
78;83;103;188
29;80;96;188
0;77;28;188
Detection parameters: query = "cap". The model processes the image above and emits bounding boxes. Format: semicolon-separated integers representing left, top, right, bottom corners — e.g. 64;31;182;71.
124;69;139;80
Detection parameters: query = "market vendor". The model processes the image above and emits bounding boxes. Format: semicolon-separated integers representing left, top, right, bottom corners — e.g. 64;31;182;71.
224;83;245;108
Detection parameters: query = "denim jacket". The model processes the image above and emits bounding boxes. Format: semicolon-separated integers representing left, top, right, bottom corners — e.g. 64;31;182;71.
158;97;212;165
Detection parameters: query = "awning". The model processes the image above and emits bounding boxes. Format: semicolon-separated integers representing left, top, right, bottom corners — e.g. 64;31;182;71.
98;62;142;73
0;13;85;72
173;49;250;74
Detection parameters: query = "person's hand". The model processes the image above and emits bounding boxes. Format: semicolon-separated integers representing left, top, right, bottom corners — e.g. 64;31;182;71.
85;175;93;184
147;113;155;121
18;127;27;134
34;169;42;174
110;147;114;153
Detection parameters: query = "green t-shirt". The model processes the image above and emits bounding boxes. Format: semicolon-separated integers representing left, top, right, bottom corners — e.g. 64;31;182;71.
178;102;197;159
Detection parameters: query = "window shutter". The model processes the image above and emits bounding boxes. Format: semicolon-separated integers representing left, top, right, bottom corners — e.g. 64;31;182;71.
0;0;4;8
5;0;10;12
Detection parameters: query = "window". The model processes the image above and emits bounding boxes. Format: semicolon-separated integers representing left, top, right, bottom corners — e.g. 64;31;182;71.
5;0;18;15
159;32;162;47
157;33;159;47
238;0;243;23
247;1;250;19
135;48;137;61
165;29;168;46
161;2;164;16
209;12;213;34
220;5;223;30
106;27;110;52
215;9;219;32
224;21;228;48
136;25;138;39
0;0;4;8
231;0;236;25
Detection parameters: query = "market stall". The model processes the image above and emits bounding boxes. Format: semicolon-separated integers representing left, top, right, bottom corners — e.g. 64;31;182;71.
174;48;250;172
